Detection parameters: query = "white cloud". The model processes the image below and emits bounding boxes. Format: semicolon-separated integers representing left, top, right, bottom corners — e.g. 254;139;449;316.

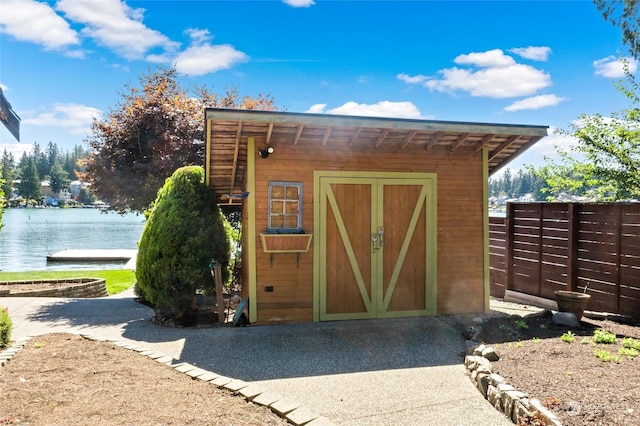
305;104;327;114
397;73;429;84
593;56;638;78
0;143;34;160
22;103;102;135
400;49;551;99
172;28;248;75
504;94;567;112
306;101;422;119
56;0;179;60
283;0;315;7
425;64;551;98
174;44;248;76
531;127;577;159
454;49;515;67
509;46;552;61
0;0;79;50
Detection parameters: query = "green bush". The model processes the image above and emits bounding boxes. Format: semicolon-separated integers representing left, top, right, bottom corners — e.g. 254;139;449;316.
0;307;12;348
135;166;230;318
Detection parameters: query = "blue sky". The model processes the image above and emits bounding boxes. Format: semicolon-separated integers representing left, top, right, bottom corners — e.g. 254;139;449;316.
1;0;637;174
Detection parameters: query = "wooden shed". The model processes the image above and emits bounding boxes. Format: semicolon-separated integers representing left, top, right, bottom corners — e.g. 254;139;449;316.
205;108;548;324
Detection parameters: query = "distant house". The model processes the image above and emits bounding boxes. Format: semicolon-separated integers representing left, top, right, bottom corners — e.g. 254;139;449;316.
205;109;548;325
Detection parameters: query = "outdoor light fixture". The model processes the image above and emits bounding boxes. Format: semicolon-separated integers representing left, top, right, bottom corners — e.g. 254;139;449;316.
258;146;274;158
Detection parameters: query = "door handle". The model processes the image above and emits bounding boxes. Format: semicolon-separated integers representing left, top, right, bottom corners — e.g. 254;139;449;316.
372;233;378;253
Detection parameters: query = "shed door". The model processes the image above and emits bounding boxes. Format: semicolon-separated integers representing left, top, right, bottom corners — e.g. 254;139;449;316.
318;174;436;321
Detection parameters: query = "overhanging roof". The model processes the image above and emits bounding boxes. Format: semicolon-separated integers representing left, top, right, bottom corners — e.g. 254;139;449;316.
206;108;548;205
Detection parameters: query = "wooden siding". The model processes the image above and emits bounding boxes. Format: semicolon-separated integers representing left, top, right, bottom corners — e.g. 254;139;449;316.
490;203;640;319
242;140;485;323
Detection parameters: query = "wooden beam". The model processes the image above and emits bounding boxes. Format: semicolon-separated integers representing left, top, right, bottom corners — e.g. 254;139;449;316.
293;124;304;145
374;129;390;149
400;130;418;151
425;132;442;151
321;127;332;146
450;132;471;152
348;127;362;148
265;122;274;146
229;121;243;193
488;135;521;161
474;134;496;152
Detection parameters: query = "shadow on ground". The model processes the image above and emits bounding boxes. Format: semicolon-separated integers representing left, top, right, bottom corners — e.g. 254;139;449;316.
22;295;472;382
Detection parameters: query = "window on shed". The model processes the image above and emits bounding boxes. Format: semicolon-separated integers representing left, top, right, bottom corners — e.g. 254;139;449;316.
268;182;302;233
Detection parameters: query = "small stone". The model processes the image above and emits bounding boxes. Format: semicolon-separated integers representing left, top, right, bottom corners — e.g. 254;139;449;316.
512;398;530;424
481;346;500;361
476;372;491;397
473;344;486;356
464;355;491;371
487;385;502;410
552;312;581;328
465;340;480;355
529;398;562;426
473;316;485;324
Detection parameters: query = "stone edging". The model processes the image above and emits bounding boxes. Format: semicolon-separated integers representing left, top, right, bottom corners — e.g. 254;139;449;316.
0;278;109;298
464;340;562;426
0;333;334;426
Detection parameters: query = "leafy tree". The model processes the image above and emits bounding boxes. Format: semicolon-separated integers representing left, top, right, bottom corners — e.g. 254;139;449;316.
49;162;71;195
595;0;640;58
535;65;640;201
18;156;41;203
135;166;230;320
83;66;278;214
1;149;15;200
77;187;95;205
0;180;4;231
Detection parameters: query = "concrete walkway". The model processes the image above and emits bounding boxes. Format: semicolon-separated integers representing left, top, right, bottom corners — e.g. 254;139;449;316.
1;289;514;425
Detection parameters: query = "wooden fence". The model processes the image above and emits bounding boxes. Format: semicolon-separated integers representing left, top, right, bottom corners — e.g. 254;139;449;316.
489;202;640;318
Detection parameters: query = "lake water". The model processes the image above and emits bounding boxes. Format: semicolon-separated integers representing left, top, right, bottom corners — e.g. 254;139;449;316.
0;208;146;272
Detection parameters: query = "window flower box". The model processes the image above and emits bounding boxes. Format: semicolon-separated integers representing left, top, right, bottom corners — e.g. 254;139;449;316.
259;233;313;253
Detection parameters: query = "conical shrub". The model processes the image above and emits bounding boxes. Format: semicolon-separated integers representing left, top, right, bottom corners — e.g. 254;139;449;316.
136;166;230;318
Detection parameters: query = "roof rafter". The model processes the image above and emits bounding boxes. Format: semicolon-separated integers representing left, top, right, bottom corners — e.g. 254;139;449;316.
425;132;443;151
348;127;362;148
374;129;390;149
400;130;418;151
293;124;304;145
474;134;497;152
489;135;522;161
451;133;471;152
229;121;242;193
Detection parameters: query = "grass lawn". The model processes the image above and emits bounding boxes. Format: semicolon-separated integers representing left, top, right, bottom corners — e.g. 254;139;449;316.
0;270;136;295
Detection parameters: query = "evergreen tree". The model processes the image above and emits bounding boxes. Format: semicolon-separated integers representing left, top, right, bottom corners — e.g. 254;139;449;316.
18;157;41;203
136;166;230;320
49;162;71;195
1;149;15;200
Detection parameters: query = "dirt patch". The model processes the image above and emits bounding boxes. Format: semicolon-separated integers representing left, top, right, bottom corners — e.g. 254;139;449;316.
475;311;640;426
0;333;288;425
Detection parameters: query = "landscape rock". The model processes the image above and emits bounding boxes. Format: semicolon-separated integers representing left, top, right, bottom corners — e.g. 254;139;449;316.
552;311;581;328
465;340;480;355
481;346;500;361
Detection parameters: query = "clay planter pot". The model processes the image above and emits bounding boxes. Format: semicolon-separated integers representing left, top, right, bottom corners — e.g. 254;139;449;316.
555;290;591;320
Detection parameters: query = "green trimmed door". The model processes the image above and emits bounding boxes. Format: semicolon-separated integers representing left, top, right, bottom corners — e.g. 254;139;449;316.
316;172;437;321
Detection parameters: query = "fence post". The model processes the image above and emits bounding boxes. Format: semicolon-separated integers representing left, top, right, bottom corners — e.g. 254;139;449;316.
615;204;622;313
567;203;578;292
505;202;515;292
212;261;225;324
537;203;544;297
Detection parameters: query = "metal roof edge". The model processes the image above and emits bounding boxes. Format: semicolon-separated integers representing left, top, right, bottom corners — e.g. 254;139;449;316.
205;108;549;137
